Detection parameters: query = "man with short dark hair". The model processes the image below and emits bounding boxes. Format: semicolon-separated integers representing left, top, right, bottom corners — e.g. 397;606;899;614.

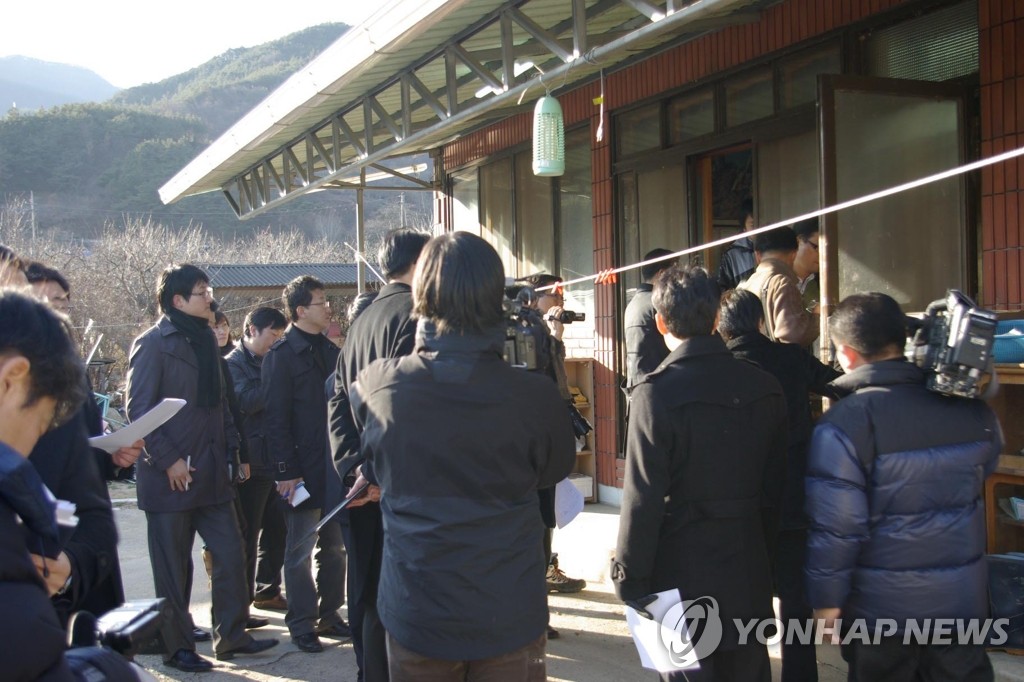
613;265;787;682
717;198;756;290
225;306;288;613
127;263;278;672
0;289;87;681
352;232;575;679
805;293;1001;681
740;226;817;346
329;227;430;681
718;288;839;682
624;248;676;394
262;277;347;654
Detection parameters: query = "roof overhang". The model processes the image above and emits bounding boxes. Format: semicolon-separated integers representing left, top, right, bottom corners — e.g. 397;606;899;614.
160;0;764;220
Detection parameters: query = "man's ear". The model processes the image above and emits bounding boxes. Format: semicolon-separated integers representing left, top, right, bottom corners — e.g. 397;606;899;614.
655;312;668;336
834;343;863;372
0;355;31;399
171;293;186;311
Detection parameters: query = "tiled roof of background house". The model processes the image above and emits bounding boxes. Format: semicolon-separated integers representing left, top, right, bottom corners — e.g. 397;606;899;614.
203;263;359;289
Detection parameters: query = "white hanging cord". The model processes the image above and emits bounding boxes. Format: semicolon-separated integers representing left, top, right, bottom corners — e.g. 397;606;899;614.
539;145;1024;292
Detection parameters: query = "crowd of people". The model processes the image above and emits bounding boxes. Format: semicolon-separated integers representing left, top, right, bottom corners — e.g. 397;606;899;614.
0;212;1006;682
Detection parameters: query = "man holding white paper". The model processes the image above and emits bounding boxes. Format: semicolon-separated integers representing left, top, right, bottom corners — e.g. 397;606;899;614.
127;263;278;672
612;265;787;682
262;275;346;654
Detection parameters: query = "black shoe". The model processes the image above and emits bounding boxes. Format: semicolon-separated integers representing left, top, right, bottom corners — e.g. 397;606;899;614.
215;637;280;661
166;649;213;673
193;627;211;642
247;616;270;629
293;632;324;653
316;621;352;639
547;626;560;640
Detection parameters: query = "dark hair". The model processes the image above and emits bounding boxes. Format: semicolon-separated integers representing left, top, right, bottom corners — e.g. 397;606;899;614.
214;310;229;327
348;291;378;323
157;264;209;314
25;262;71;294
517;273;562;291
717;289;763;341
652;265;720;338
753;227;798;255
641;249;676;283
282;276;325;321
413;232;505;334
792;218;820;242
0;289;85;426
740;197;754;225
0;244;25;280
379;228;431;280
829;292;907;360
243;307;287;336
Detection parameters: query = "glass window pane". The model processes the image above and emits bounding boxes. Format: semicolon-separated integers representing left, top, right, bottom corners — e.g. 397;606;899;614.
668;88;715;144
559;128;594;327
757;130;820;225
725;68;773;127
615;104;661;157
516;150;556;276
780;47;841;108
833;90;963;312
638;165;688;261
451;168;480;233
480;158;515;277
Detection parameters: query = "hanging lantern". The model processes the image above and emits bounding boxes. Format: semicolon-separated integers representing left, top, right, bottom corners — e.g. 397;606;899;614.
532;95;565;177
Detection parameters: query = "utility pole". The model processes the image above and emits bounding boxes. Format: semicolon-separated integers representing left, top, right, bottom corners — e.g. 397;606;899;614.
400;192;406;228
29;190;36;256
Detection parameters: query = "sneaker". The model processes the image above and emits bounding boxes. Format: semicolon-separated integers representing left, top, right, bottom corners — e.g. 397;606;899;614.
546;554;586;593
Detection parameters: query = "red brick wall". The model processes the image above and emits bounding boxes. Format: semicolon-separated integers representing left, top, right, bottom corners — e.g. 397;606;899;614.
442;0;912;492
980;0;1024;310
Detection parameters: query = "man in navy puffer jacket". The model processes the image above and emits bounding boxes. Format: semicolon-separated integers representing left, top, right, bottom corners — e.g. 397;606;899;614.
805;292;1002;682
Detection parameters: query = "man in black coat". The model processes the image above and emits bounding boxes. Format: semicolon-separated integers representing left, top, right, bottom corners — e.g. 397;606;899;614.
262;276;347;653
623;248;676;395
613;264;787;682
718;288;840;682
328;227;430;682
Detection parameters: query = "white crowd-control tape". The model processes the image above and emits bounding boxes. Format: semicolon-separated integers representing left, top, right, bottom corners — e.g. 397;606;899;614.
542;145;1024;293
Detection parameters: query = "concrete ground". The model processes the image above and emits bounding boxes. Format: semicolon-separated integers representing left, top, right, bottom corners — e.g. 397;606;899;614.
106;485;1024;680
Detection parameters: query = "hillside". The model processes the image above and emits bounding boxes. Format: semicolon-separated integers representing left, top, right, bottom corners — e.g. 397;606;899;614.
0;56;119;111
0;23;434;241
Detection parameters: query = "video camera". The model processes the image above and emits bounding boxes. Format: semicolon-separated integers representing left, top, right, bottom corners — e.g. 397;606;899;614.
502;283;552;372
65;599;166;681
905;290;998;399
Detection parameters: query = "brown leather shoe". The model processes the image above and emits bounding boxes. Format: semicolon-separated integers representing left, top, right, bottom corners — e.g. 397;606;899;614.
253;594;288;611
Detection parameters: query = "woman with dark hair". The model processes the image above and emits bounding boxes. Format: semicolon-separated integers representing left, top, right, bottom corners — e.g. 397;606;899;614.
350;232;575;680
213;309;234;356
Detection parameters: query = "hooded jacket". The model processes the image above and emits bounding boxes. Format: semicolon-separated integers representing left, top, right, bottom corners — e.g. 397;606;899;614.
805;360;1002;631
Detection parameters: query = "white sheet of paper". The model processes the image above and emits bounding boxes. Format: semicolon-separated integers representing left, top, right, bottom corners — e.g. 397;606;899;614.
554;477;585;529
625;588;701;673
88;398;186;454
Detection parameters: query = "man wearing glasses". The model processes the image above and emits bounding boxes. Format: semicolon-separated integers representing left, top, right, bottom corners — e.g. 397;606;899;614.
792;219;821;315
739;227;818;348
262;275;348;654
127;264;278;672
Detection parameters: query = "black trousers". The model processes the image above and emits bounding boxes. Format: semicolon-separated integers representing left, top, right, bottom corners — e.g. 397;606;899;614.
842;637;993;682
237;474;286;601
660;642;770;682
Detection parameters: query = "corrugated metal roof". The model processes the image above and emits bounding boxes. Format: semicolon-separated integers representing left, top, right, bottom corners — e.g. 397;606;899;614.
161;0;763;217
204;263;359;289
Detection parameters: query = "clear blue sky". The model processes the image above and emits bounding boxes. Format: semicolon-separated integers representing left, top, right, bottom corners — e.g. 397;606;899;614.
2;2;376;88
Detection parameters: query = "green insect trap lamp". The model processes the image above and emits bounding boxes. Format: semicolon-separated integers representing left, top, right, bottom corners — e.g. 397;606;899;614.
532;95;565;177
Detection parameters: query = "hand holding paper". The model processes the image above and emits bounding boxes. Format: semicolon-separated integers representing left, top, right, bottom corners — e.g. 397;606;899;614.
89;398;185;454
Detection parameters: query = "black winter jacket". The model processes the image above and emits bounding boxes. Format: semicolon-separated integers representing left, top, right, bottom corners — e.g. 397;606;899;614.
623;283;670;392
225;342;273;475
613;334;788;648
727;332;841;528
805;360;1002;631
0;441;76;681
352;322;576;660
717;235;756;290
262;325;340;509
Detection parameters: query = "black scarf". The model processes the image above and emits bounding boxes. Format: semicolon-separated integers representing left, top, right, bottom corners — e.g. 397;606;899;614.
167;308;222;408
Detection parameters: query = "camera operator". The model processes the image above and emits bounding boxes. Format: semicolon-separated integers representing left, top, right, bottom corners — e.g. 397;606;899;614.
515;274;587;617
349;233;575;680
805;293;1002;680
